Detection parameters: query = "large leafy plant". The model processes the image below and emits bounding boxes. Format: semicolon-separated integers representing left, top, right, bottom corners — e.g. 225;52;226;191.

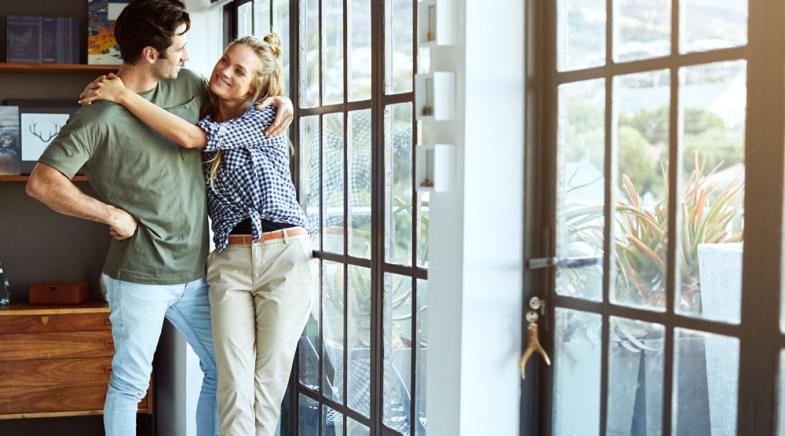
614;157;743;311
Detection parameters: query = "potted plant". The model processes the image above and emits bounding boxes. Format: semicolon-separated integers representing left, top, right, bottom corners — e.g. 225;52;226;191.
609;157;743;434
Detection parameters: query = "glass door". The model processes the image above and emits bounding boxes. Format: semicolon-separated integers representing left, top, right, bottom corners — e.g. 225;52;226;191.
524;0;785;434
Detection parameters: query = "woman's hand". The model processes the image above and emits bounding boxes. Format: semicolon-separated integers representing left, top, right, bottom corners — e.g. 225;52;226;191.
78;73;127;105
86;73;126;103
78;74;107;105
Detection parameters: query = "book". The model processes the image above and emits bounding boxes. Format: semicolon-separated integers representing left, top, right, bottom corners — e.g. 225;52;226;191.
88;0;130;65
42;17;80;64
6;16;43;63
7;16;79;64
0;106;21;176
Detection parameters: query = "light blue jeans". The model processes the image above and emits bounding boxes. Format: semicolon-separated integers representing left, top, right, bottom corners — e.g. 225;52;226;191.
102;274;219;436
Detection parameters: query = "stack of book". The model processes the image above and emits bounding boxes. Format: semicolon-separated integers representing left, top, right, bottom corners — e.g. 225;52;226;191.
6;16;80;64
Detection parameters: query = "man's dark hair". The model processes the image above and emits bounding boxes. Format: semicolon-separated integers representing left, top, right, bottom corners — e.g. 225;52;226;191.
114;0;191;64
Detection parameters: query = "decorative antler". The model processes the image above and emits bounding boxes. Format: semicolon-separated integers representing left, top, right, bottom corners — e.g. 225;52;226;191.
29;121;62;143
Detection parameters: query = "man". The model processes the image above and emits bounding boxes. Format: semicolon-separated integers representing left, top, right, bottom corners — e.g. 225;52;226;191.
26;1;293;435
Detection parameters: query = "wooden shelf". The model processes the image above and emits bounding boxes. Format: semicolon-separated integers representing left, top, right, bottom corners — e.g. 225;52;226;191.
0;175;87;182
0;63;119;73
0;301;109;315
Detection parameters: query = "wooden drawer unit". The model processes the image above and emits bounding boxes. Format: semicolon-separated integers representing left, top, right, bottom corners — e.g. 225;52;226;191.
0;303;152;419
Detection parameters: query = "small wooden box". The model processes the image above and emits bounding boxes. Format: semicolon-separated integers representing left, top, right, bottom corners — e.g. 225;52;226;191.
29;282;89;305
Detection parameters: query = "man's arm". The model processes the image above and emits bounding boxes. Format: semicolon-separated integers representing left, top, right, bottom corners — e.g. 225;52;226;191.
258;96;294;137
26;163;138;240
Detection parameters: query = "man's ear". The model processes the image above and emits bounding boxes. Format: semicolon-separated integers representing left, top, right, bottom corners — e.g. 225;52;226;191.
141;46;159;64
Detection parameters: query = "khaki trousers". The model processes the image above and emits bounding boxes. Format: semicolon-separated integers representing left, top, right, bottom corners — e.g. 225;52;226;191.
207;232;314;436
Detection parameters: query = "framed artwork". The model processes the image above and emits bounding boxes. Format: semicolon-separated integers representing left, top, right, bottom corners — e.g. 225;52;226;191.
4;100;79;174
0;106;20;176
88;0;130;65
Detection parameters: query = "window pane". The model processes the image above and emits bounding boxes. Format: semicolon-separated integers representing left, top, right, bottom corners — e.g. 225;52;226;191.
273;0;291;95
416;279;428;434
557;0;606;71
385;0;413;94
349;110;373;259
237;1;254;37
680;0;748;53
678;61;745;325
385;103;414;266
383;274;413;434
323;113;345;254
555;79;605;302
299;282;321;390
323;405;344;436
299;394;319;434
300;0;320;107
348;0;372;101
613;70;670;312
417;191;429;268
348;418;370;435
300;115;321;248
323;261;345;403
323;0;344;104
255;0;271;35
553;308;602;436
348;266;372;417
673;328;739;436
607;317;664;436
613;0;670;62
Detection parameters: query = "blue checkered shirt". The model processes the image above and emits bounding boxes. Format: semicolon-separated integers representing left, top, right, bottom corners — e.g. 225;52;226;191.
197;106;307;252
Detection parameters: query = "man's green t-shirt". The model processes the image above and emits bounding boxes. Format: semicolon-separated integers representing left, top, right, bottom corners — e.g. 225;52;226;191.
39;69;210;285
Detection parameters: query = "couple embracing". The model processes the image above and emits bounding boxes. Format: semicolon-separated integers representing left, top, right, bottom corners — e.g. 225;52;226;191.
26;1;311;435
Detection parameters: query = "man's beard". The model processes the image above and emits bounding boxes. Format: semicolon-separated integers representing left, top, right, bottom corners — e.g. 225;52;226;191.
153;60;180;80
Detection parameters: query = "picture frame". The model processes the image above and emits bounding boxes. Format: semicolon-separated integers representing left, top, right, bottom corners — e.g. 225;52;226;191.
4;100;79;174
88;0;130;65
0;106;21;176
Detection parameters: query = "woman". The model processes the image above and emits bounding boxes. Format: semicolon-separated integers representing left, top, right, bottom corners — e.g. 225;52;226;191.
87;33;313;436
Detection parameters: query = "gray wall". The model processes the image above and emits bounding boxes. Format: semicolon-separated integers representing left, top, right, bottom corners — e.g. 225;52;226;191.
0;183;109;302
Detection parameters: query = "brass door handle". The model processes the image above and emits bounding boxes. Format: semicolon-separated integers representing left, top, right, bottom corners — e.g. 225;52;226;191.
519;311;551;379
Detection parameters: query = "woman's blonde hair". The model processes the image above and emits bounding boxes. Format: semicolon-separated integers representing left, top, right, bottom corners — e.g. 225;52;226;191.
205;33;284;183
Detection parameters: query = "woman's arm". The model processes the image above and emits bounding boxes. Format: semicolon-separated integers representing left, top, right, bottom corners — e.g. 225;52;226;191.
93;75;208;149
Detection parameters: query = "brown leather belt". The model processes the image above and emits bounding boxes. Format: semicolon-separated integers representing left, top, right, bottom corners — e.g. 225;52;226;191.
227;227;308;245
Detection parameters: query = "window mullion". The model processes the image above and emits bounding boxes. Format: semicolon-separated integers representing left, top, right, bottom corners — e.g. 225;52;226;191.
737;0;785;434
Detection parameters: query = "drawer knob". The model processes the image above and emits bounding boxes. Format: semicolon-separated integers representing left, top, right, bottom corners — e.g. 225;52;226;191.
104;339;114;348
40;316;50;327
104;319;112;326
105;366;113;375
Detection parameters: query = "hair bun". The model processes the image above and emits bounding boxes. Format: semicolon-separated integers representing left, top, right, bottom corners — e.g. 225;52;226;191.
262;32;282;59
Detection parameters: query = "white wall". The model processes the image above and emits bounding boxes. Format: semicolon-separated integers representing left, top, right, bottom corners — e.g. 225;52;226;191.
426;0;525;435
185;0;225;77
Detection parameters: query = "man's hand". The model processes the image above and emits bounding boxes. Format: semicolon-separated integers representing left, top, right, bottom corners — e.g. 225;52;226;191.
108;206;139;240
257;95;294;137
27;163;140;241
78;74;108;105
